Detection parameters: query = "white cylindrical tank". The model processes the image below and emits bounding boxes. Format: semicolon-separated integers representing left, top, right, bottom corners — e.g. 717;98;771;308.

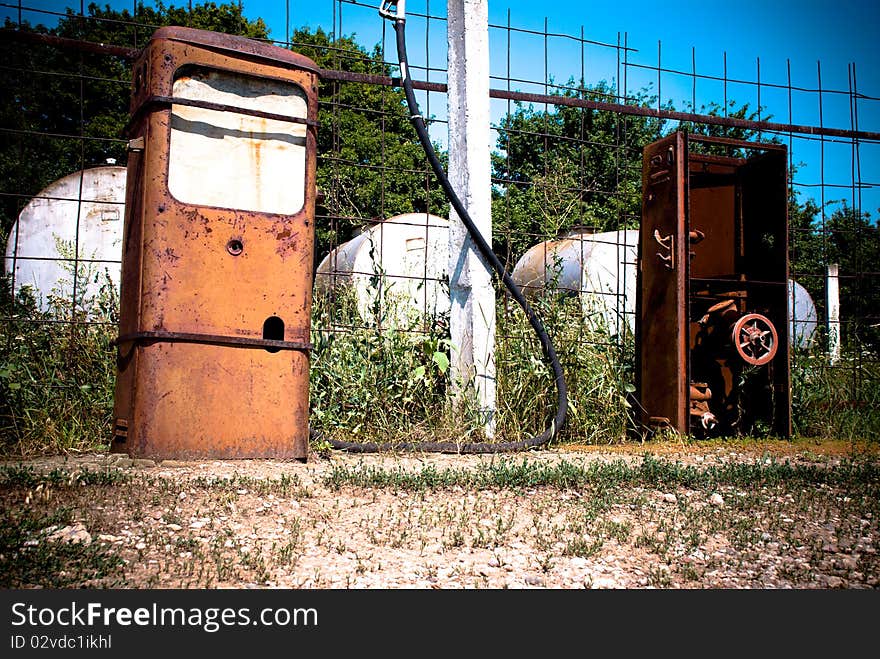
314;213;449;325
511;228;639;337
789;278;819;349
511;228;819;347
4;165;126;313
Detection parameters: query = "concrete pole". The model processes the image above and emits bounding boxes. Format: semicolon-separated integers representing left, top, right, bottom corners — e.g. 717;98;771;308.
447;0;496;436
827;263;841;364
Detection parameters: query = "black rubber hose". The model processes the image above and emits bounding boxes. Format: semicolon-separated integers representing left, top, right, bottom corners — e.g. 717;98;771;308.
318;14;567;454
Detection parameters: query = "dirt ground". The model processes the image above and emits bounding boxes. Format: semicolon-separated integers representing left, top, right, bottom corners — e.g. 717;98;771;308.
2;439;878;589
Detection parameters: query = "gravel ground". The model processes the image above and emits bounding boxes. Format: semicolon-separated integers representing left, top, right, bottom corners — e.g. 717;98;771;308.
2;442;878;589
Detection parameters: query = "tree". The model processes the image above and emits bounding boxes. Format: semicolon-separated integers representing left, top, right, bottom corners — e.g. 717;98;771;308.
490;80;666;263
288;26;449;256
0;2;270;240
790;201;880;350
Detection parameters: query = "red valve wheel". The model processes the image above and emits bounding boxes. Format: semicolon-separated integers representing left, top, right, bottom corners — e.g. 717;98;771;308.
732;313;778;366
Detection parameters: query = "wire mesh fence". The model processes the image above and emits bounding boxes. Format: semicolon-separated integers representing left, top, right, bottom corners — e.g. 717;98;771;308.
1;0;878;452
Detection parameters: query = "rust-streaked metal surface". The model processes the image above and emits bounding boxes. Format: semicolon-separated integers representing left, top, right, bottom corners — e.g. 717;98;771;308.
111;27;319;460
636;132;791;439
636;131;688;434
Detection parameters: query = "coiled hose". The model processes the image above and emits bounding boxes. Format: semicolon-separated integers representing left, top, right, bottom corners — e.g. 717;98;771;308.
314;1;567;453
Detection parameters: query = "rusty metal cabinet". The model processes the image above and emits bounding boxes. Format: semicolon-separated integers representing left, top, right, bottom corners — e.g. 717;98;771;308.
111;27;320;460
636;132;791;438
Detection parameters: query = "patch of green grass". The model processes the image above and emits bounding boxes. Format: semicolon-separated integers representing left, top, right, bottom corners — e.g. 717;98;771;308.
1;265;118;456
323;454;880;492
495;292;634;444
0;464;129;488
791;348;880;441
185;472;310;498
0;506;125;588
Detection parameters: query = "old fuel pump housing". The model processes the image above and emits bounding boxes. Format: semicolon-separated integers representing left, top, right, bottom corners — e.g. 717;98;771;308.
636;132;791;439
111;27;320;460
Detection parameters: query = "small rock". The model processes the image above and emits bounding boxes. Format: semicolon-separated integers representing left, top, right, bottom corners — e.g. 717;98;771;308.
135;542;146;550
841;556;859;570
45;522;92;545
709;493;724;507
98;534;123;543
824;576;844;588
524;576;544;586
178;492;187;500
131;459;156;468
160;460;190;468
662;493;677;503
166;524;182;531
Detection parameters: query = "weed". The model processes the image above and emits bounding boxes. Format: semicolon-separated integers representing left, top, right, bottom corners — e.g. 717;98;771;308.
0;505;125;588
322;455;880;493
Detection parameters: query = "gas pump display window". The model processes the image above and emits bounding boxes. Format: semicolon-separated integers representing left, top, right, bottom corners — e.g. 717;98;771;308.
168;67;307;215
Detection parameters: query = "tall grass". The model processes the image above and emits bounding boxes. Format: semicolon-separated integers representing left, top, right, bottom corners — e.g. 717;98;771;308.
791;345;880;441
308;286;476;443
1;263;877;455
0;248;118;456
494;290;634;444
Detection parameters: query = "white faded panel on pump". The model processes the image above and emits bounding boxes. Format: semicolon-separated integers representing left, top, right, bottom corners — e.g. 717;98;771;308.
3;165;126;312
168;68;307;215
314;213;449;325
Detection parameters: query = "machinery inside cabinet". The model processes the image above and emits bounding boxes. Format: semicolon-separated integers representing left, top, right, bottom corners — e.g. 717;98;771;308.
111;27;320;460
636;131;791;438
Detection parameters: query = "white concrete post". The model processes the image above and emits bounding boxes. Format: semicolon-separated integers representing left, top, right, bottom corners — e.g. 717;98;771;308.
447;0;496;436
827;263;841;364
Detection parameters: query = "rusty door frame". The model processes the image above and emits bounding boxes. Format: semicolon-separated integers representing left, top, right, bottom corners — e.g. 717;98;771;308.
636;131;689;434
636;131;792;439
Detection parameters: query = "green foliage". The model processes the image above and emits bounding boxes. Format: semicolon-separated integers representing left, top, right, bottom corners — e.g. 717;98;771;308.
322;453;880;492
0;272;118;456
790;201;880;350
491;80;665;262
791;347;880;441
0;2;270;238
676;100;771;150
495;289;634;444
309;287;469;442
289;27;450;257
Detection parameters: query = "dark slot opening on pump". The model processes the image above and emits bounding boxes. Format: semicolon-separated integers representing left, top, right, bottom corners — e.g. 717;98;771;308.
262;316;284;353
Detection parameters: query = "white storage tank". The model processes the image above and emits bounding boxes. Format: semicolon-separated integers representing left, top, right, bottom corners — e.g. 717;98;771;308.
511;228;639;338
4;165;126;314
314;213;449;325
511;228;819;348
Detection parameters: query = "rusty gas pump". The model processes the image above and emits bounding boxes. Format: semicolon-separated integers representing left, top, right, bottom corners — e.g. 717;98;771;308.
635;132;791;438
111;27;320;460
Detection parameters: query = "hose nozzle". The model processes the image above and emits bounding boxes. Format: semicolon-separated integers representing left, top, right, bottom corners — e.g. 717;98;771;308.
379;0;406;21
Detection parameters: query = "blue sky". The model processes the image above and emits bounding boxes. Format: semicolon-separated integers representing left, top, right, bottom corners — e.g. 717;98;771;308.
6;0;878;214
269;0;879;215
